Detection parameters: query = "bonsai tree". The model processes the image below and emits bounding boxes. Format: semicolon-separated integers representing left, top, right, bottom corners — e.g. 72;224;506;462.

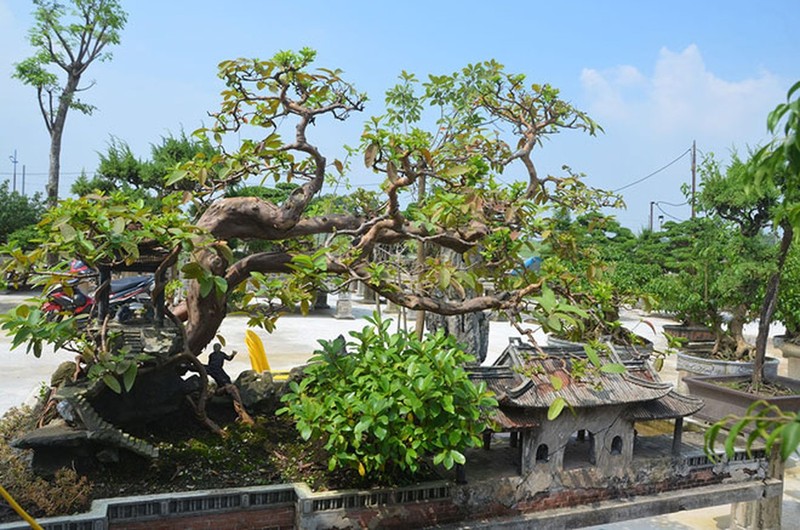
2;49;622;420
13;0;127;206
636;154;777;360
707;81;800;463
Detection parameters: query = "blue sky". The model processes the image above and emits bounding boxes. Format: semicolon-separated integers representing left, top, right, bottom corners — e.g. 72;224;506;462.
1;0;797;229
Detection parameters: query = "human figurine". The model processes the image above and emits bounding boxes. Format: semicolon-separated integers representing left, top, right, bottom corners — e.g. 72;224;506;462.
204;343;254;426
206;343;237;387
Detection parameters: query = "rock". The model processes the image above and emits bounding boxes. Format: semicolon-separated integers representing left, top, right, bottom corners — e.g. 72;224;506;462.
234;370;278;413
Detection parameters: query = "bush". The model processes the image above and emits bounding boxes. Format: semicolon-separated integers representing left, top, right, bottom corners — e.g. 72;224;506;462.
0;182;44;245
777;244;800;337
278;316;497;480
0;407;92;518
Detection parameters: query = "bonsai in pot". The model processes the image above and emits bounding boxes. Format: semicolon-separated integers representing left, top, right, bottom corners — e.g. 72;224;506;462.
645;212;778;380
691;84;800;459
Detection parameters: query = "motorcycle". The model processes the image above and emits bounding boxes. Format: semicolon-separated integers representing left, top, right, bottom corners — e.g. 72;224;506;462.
42;261;155;323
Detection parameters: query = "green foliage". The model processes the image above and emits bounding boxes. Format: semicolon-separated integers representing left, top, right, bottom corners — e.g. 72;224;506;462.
72;133;221;201
278;315;497;479
33;191;203;266
777;243;800;336
705;400;800;463
0;181;45;244
0;305;82;358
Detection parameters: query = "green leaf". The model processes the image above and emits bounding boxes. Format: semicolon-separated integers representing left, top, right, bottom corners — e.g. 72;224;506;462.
374;425;387;440
548;397;567;421
122;363;137;392
584;344;601;368
441;165;470;178
199;278;214;298
599;363;627;374
102;374;122;394
165;169;188;186
59;223;77;242
781;421;800;461
725;419;749;457
214;276;228;296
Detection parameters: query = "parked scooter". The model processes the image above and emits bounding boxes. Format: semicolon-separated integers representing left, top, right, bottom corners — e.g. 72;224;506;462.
42;261;154;322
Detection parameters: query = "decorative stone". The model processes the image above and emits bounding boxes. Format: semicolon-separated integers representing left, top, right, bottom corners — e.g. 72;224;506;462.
426;311;489;363
334;292;354;320
234;370;278;413
772;334;800;379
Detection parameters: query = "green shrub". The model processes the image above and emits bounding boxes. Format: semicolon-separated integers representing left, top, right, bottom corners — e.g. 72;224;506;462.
777;244;800;336
278;315;497;480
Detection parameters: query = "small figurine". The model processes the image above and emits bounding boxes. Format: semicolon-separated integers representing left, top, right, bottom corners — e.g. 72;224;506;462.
206;343;237;387
205;343;254;426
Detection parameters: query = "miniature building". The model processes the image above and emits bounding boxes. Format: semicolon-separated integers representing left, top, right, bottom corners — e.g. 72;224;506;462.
471;337;703;476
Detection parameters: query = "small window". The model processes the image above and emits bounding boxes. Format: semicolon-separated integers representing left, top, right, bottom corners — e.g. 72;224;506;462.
611;435;623;455
536;443;549;462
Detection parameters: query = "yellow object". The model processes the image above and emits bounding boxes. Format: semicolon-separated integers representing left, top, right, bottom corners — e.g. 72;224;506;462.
244;330;290;381
245;329;269;372
0;485;44;530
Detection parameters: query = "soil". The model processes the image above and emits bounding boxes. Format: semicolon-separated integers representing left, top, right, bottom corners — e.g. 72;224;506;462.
0;401;440;522
718;379;799;397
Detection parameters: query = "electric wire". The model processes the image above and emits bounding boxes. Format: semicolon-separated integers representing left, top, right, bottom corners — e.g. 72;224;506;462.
654;202;683;222
613;147;692;192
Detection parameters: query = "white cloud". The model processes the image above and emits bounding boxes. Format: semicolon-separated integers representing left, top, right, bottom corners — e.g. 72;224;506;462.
580;45;785;143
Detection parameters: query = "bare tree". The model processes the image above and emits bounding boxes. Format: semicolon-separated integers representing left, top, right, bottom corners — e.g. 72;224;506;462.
13;0;127;207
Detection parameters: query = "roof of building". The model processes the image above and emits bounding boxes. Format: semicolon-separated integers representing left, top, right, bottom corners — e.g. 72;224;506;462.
469;338;703;426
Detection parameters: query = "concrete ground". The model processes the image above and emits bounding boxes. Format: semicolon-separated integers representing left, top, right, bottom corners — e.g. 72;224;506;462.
0;290;797;528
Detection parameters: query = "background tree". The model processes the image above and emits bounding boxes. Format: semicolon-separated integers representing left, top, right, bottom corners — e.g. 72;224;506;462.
0;181;45;245
13;0;127;207
71;133;219;201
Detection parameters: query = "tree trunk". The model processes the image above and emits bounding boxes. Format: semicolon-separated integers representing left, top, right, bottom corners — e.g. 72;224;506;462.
425;311;489;363
47;74;80;207
753;223;794;387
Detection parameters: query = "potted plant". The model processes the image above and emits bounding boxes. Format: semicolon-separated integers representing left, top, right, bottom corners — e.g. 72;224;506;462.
685;83;800;431
633;205;780;387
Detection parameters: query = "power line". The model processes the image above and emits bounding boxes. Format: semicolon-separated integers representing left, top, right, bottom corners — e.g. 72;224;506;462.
657;200;689;207
613;147;692;192
655;202;683;222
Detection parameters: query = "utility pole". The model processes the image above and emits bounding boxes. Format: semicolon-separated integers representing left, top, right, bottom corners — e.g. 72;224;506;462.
649;201;655;231
691;140;697;219
22;165;26;195
9;150;18;192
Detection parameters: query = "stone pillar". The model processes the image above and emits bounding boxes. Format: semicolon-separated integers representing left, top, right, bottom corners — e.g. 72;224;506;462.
334;292;354;320
359;282;377;304
671;417;684;456
314;290;330;310
731;446;784;529
425;310;489;363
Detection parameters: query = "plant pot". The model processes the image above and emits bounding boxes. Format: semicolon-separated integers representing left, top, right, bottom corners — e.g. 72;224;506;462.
683;374;800;424
772;334;800;379
676;349;780;378
662;324;715;343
